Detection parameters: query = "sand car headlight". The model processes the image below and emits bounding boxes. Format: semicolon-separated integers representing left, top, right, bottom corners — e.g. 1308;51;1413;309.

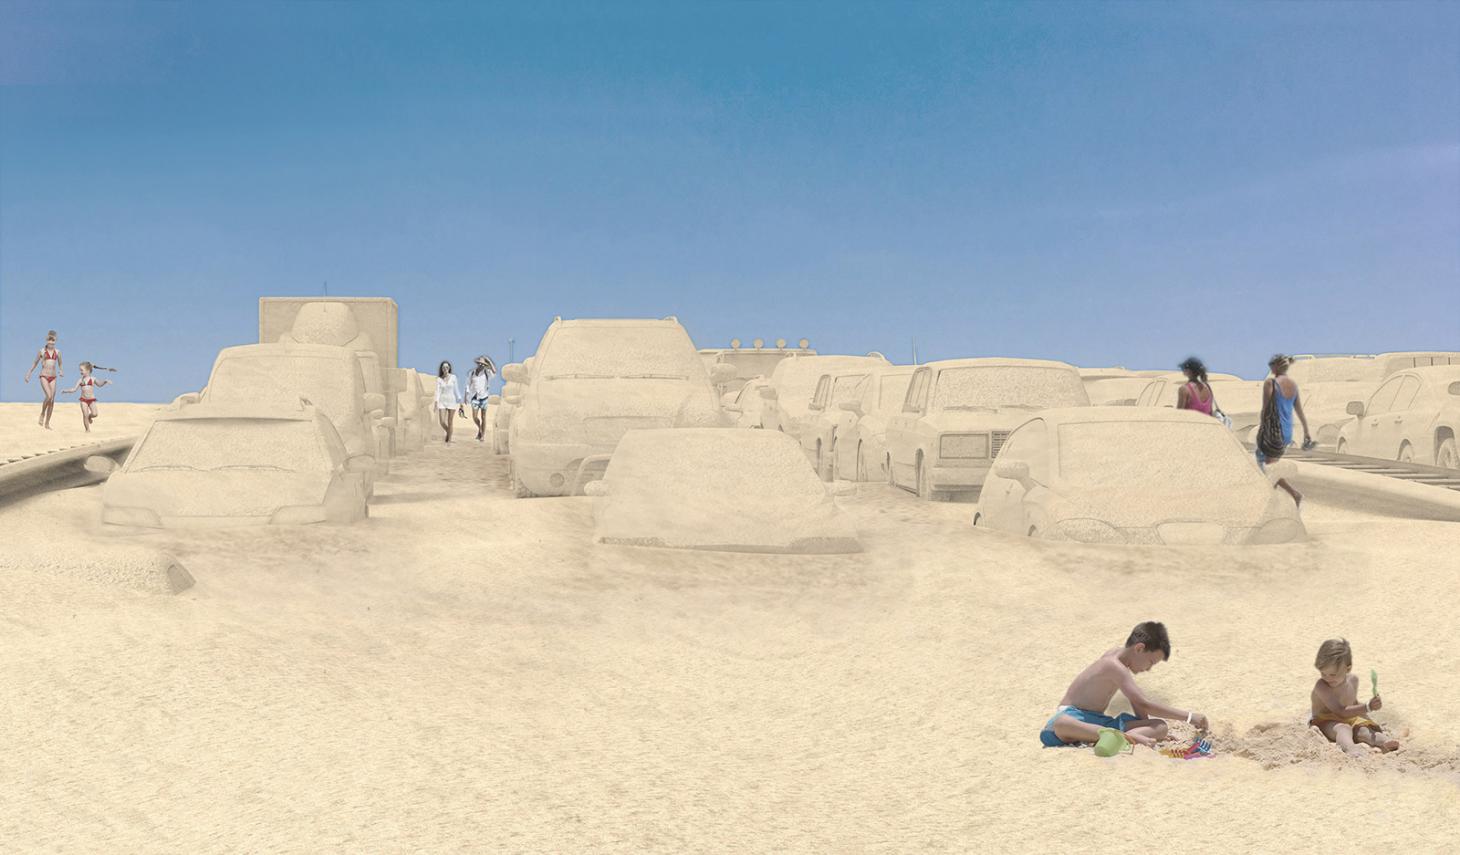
1056;518;1127;544
1249;517;1305;544
940;433;990;459
102;506;162;527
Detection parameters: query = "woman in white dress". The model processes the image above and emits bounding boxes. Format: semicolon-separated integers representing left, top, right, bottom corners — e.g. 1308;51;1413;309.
434;360;465;444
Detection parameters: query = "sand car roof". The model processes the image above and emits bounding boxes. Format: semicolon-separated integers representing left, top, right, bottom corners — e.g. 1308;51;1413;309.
921;357;1077;372
555;317;685;328
216;342;359;360
158;401;322;422
1402;365;1460;382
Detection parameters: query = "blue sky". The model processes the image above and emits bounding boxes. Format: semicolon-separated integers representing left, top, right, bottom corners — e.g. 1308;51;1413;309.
2;0;1457;401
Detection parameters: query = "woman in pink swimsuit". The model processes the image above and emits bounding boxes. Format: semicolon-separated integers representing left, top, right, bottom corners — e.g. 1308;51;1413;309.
1175;356;1217;416
23;330;62;429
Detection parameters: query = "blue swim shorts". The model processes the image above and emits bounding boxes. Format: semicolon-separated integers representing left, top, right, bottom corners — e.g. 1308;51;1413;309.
1039;706;1140;747
470;396;490;410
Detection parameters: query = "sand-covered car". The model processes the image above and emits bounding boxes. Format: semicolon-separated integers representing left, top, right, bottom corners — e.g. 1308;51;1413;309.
1133;372;1263;433
1080;367;1168;406
699;338;815;395
721;376;773;429
886;358;1089;500
829;365;916;482
759;353;890;438
584;429;861;553
93;402;371;528
200;342;384;488
800;369;877;480
1336;366;1460;468
506;318;731;497
973;407;1306;545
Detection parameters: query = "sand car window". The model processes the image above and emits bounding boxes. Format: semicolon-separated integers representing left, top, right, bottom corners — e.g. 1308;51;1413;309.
831;374;868;406
1365;376;1405;415
210;356;356;416
904;369;930;413
932;367;1087;412
811;376;831;409
1057;421;1253;489
538;326;702;380
878;373;914;412
129;420;330;473
1390;376;1423;412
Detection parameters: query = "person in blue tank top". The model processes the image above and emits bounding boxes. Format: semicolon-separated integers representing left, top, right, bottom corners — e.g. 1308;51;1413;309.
1257;354;1311;507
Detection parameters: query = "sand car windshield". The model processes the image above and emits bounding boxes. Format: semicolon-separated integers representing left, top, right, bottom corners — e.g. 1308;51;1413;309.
933;367;1087;411
831;374;869;405
210;356;357;417
1056;422;1255;489
540;327;703;381
720;351;793;381
130;420;330;473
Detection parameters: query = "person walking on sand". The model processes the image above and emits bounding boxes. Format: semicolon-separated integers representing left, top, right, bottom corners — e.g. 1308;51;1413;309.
434;360;465;444
23;330;63;429
1256;353;1311;507
465;355;496;442
1175;356;1217;417
61;361;112;432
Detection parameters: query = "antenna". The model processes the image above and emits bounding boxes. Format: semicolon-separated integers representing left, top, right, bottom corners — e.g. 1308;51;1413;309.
508;338;516;364
911;337;918;365
324;280;329;297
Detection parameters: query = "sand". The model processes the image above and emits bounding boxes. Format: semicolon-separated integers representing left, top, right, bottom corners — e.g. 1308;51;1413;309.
0;402;163;461
1;410;1458;851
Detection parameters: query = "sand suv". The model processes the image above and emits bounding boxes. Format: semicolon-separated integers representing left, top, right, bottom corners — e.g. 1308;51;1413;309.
699;338;815;396
505;317;735;497
760;353;890;438
92;401;371;528
972;408;1306;545
1079;367;1167;406
799;368;878;479
584;429;861;553
1336;366;1460;469
200;342;386;490
886;358;1089;500
828;365;917;482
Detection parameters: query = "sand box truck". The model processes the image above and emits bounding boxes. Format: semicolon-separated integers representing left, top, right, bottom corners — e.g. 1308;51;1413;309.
505;317;735;497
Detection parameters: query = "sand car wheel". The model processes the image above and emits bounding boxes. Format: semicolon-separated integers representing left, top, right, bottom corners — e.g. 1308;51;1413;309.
916;458;946;501
1397;442;1414;464
1437;437;1459;470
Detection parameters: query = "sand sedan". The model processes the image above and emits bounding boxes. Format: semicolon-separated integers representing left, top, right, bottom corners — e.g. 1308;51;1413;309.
93;402;371;528
800;368;876;480
972;407;1305;545
1336;366;1460;469
829;365;916;482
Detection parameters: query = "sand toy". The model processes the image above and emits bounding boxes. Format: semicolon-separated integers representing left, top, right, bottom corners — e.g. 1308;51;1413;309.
1158;737;1214;760
1093;728;1133;757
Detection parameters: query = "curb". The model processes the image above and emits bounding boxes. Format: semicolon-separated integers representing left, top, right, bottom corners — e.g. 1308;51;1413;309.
1291;460;1460;522
0;437;136;503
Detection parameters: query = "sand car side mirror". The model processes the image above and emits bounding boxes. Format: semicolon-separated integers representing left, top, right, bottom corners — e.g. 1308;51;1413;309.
363;393;386;413
1346;401;1365;416
838;400;863;415
502;363;528;384
345;454;375;474
171;392;200;409
84;456;118;476
709;364;737;384
1449;381;1460;396
994;460;1037;489
583;481;610;497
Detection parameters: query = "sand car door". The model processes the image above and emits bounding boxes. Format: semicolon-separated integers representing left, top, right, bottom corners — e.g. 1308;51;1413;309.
1382;374;1427;461
835;376;871;477
982;419;1047;532
1352;375;1408;457
890;368;931;488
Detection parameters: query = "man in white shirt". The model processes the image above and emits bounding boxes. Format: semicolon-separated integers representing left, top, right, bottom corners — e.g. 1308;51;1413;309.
465;355;497;442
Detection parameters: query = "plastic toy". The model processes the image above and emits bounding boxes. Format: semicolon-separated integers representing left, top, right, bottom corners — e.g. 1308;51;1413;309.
1159;737;1214;760
1093;728;1133;757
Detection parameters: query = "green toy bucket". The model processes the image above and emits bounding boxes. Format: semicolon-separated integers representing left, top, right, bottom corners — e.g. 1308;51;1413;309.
1093;727;1133;757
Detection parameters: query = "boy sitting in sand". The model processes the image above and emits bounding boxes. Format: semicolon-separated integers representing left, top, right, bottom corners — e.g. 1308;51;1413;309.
1311;638;1398;756
1040;621;1208;748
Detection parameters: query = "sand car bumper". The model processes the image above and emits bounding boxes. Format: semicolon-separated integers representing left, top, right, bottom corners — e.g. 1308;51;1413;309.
512;441;605;495
929;460;992;490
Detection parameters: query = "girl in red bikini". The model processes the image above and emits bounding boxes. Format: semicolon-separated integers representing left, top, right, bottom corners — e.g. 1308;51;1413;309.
23;330;62;429
62;362;111;432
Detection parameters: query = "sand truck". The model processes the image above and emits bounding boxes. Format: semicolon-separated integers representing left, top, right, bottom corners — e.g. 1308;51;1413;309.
505;317;736;497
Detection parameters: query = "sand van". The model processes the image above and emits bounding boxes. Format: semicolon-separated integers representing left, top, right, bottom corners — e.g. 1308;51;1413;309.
504;317;734;497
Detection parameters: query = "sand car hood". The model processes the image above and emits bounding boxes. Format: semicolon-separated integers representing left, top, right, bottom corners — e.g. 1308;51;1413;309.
1050;479;1274;531
921;411;1031;434
104;471;331;518
524;379;724;442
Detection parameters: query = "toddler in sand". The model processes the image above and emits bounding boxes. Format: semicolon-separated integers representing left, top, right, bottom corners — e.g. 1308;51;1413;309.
1040;621;1208;748
1310;638;1398;756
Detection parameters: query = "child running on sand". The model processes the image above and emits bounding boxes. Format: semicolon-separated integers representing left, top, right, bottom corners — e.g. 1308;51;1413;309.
1040;621;1209;748
61;362;111;432
1310;638;1399;756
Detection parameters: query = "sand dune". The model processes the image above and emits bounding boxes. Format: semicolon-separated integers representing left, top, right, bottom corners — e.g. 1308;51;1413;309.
1;408;1458;851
